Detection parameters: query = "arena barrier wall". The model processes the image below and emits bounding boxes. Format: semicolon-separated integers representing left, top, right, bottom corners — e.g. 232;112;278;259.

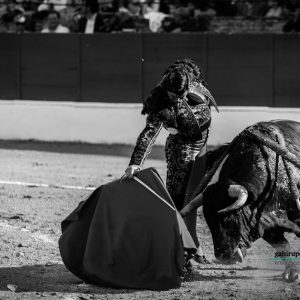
0;100;299;146
0;34;299;145
20;34;80;101
0;33;300;107
0;34;20;99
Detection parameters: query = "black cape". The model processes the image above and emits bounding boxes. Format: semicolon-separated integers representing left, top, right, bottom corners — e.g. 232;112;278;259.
59;168;196;290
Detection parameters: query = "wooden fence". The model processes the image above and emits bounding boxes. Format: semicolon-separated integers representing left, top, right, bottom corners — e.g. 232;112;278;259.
0;33;299;107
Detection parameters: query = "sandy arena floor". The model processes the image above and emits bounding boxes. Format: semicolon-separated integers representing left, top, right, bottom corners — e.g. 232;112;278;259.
0;143;299;300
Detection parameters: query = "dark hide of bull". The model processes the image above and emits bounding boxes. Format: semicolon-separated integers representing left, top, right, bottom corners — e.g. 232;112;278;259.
182;119;300;281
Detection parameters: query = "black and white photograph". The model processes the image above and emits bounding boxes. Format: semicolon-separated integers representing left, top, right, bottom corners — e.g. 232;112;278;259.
0;0;300;299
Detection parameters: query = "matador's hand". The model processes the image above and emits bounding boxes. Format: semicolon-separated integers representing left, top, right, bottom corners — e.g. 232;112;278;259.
123;165;141;179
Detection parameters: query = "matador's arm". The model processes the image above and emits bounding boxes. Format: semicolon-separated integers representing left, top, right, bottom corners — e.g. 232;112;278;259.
129;113;163;167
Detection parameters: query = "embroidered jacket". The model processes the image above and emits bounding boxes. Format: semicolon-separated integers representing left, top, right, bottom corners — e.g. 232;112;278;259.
129;83;217;167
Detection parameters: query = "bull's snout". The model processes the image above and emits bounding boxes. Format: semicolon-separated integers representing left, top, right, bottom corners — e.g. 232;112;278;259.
215;254;235;265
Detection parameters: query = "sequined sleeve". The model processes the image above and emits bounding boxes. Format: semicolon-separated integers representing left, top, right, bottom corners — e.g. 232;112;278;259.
129;113;163;167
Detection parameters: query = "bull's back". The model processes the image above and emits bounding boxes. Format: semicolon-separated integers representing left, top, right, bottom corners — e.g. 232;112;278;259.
268;120;300;159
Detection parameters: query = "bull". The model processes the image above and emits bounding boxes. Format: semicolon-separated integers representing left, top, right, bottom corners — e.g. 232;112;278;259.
181;119;300;281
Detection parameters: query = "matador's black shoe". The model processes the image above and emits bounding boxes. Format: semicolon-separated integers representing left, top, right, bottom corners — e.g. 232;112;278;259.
192;253;211;264
182;259;196;278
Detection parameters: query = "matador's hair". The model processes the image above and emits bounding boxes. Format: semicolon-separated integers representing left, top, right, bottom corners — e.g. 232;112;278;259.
164;58;205;84
142;58;206;114
160;65;190;94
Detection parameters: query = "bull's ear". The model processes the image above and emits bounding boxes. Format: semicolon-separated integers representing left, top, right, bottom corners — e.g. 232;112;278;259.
217;185;248;214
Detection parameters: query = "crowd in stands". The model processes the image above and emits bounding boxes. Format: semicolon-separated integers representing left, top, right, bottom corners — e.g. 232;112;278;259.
0;0;299;33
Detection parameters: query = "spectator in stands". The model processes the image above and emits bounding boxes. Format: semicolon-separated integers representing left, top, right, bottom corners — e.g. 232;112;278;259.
58;1;82;32
77;0;116;33
97;0;119;31
143;0;168;32
264;0;283;18
168;0;192;20
111;0;148;32
77;0;100;32
194;0;216;18
235;0;252;17
2;0;24;16
214;0;237;16
0;0;29;33
14;13;28;33
101;0;119;13
250;0;269;17
0;11;19;32
165;0;196;32
41;9;70;32
194;0;216;32
283;0;300;16
282;6;300;31
0;0;25;32
37;1;54;13
20;0;40;14
28;10;48;32
159;0;171;14
160;15;178;32
178;1;204;32
285;0;300;10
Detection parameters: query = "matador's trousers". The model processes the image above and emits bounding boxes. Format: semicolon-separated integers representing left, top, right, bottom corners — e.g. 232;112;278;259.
165;133;207;248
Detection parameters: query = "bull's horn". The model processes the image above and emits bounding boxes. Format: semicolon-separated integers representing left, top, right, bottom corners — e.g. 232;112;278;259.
218;185;248;214
180;193;204;217
297;196;300;211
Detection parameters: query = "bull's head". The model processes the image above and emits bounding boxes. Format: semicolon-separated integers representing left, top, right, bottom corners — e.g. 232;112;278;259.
202;182;252;264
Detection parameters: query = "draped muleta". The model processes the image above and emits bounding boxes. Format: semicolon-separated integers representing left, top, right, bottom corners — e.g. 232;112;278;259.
59;167;196;290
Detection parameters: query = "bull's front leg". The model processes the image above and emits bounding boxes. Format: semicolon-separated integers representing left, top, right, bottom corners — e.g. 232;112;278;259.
263;228;300;282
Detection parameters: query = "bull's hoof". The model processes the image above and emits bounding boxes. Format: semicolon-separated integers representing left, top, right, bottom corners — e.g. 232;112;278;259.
282;266;300;282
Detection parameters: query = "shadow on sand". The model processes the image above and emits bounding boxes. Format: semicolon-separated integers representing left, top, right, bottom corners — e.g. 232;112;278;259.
184;272;255;282
0;263;266;294
0;264;137;295
0;140;165;159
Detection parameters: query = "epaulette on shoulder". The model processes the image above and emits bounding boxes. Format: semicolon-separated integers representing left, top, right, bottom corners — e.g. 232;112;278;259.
189;83;219;112
188;90;208;102
186;92;208;105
